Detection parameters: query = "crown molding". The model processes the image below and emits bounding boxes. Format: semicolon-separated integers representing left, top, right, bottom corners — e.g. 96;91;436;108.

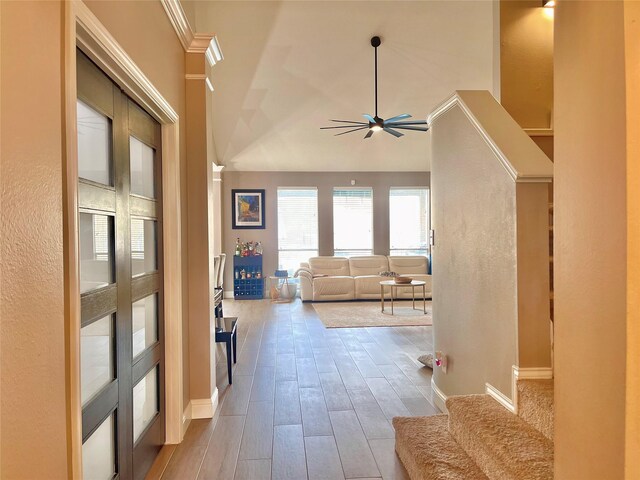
160;0;224;66
160;0;193;51
75;1;178;123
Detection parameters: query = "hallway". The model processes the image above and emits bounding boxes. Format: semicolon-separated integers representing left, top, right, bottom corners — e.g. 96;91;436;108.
158;299;437;479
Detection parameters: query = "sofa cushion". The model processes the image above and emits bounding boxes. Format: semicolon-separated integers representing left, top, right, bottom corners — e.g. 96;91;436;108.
388;255;429;275
309;257;351;276
348;255;389;276
313;276;355;299
354;275;385;298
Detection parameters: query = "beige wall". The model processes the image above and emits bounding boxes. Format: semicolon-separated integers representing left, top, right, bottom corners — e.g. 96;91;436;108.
1;2;69;477
554;1;627;478
500;0;553;130
83;0;192;411
624;3;640;477
221;171;430;290
431;105;518;398
430;98;551;401
1;0;193;475
185;53;216;401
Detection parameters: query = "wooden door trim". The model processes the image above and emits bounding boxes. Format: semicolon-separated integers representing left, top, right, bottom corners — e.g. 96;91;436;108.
64;2;184;477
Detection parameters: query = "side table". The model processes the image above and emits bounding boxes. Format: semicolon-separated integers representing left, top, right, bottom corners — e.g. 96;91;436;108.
269;275;293;303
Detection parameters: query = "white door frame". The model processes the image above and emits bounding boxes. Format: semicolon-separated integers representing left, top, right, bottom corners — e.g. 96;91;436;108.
63;2;184;476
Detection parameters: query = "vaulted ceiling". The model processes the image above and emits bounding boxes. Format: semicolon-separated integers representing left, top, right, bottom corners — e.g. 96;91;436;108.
188;1;499;171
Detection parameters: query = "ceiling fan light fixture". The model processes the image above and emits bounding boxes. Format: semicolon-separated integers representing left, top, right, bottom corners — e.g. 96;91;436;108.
321;35;429;139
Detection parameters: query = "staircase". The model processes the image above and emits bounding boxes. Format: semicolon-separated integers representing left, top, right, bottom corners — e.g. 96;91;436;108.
393;379;554;480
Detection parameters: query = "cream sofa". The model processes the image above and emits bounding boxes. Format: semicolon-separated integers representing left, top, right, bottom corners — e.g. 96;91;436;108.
297;255;432;302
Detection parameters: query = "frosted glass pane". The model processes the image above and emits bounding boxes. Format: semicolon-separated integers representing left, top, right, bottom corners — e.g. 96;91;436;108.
81;315;113;406
132;294;158;358
77;100;112;186
80;213;114;293
131;218;157;276
133;367;158;442
82;414;116;480
130;136;155;198
333;188;373;252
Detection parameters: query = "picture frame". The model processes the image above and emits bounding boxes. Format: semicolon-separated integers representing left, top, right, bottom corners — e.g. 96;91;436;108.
231;189;266;229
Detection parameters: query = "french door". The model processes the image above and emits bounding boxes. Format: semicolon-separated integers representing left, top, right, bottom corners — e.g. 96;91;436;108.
77;50;164;480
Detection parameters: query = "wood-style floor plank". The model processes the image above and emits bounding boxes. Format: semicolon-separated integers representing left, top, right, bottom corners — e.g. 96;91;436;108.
347;388;395;440
272;424;307;480
329;410;381;479
220;375;254;416
234;459;272;480
369;438;410;480
250;366;276;402
300;386;333;436
274;380;302;426
162;299;437;480
305;436;346;480
275;353;297;382
319;371;353;411
197;415;245;480
238;400;274;460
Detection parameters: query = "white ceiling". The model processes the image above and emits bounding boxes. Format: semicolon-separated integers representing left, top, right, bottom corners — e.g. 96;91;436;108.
190;1;499;172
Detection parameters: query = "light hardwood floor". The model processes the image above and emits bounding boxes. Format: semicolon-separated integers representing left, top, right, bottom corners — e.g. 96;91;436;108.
159;299;438;480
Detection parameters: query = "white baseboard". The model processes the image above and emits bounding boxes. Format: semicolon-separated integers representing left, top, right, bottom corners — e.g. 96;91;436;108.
191;388;219;419
182;402;192;438
511;365;553;414
485;383;515;413
431;377;448;413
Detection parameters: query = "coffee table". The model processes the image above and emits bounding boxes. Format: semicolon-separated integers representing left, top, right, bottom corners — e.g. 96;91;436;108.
379;280;427;315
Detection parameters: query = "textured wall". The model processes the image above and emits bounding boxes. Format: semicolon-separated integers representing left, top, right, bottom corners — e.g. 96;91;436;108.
554;1;627;478
431;105;518;399
1;1;69;477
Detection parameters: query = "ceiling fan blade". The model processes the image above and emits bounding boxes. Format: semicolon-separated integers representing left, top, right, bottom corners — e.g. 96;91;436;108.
321;125;370;130
383;127;404;138
385;113;412;123
335;126;369;136
364;130;374;139
362;114;376;123
330;119;368;125
385;120;428;126
390;125;429;132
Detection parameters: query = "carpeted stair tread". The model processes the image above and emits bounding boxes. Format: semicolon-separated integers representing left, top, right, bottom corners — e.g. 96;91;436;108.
517;379;554;440
393;415;489;480
446;395;553;480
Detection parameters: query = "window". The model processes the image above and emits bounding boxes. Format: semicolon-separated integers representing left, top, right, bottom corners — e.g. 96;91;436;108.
333;187;373;257
389;187;430;256
277;188;319;275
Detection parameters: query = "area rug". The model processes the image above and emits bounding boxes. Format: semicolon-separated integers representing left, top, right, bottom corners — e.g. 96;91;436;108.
312;300;432;328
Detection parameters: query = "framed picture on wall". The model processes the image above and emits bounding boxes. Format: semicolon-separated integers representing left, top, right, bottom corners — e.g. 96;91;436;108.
232;189;266;229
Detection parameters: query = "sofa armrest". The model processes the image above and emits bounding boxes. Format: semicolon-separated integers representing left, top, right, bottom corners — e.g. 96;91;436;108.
295;269;314;301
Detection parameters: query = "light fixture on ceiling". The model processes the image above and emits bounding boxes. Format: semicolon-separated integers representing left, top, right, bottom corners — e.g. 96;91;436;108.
320;36;429;139
542;0;555;7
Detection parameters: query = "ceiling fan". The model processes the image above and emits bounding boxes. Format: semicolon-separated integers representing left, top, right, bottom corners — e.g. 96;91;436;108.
321;36;429;139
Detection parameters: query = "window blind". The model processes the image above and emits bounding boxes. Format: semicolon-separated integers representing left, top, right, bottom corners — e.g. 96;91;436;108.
277;188;319;274
389;187;429;256
333;188;373;256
